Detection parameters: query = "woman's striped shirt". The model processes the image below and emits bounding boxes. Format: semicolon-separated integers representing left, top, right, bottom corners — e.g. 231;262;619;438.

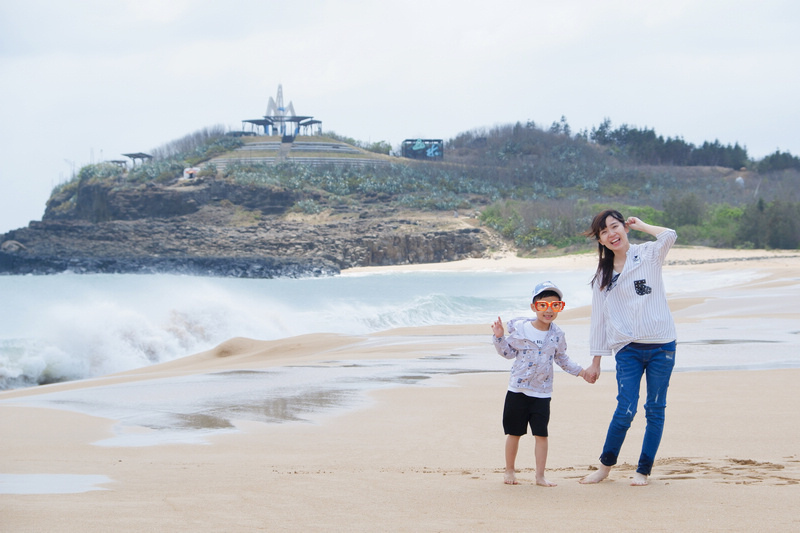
589;229;677;357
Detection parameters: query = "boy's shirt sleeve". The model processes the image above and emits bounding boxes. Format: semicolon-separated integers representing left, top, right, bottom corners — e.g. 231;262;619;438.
492;335;516;359
492;317;526;360
552;327;582;376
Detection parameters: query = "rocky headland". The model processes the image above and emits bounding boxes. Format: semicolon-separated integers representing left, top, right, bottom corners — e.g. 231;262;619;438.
0;177;490;278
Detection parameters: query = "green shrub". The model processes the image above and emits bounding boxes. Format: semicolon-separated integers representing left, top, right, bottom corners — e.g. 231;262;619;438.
77;162;122;184
294;199;322;214
231;207;262;226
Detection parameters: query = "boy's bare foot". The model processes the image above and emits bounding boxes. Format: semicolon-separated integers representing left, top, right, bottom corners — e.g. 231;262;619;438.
579;464;611;484
631;472;649;486
536;477;557;487
504;470;518;485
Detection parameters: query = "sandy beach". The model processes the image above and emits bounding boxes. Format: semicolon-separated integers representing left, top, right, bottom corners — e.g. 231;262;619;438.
2;246;800;532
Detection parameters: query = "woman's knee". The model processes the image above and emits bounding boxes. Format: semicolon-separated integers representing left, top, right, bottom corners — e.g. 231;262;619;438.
643;402;666;423
612;403;637;427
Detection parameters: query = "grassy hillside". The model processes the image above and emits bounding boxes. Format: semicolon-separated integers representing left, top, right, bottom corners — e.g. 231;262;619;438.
48;123;800;252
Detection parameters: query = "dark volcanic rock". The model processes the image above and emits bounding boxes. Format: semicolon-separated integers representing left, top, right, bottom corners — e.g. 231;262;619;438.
1;204;488;278
2;177;489;277
0;250;337;278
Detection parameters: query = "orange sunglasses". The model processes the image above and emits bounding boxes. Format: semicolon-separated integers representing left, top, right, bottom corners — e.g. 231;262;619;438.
532;301;566;312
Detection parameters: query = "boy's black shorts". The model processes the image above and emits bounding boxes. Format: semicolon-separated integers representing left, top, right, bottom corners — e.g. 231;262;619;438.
502;391;551;437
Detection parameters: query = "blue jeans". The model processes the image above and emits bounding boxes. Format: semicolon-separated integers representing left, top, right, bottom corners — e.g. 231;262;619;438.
599;341;676;475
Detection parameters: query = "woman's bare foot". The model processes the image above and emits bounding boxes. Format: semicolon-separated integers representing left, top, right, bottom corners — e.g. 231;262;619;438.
631;472;649;486
536;476;557;487
504;470;518;485
579;464;611;484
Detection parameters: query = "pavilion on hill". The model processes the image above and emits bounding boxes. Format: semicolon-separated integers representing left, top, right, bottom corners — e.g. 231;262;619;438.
242;85;321;139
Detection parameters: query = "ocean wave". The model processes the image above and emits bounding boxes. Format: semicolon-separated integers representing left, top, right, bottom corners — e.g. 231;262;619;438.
358;293;500;331
0;272;520;389
2;267;775;390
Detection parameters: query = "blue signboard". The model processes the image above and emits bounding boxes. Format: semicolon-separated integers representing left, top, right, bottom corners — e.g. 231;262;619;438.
402;138;443;160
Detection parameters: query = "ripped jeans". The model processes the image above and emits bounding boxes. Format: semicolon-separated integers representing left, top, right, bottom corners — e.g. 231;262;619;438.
599;341;676;476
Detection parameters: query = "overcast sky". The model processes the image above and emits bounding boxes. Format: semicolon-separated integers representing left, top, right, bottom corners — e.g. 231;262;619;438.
1;0;798;233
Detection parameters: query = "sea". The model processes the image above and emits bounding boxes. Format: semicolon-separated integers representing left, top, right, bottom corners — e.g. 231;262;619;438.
2;265;798;392
0;263;798;461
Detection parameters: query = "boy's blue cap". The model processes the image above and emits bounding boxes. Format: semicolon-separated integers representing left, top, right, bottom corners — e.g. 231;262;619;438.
532;281;563;302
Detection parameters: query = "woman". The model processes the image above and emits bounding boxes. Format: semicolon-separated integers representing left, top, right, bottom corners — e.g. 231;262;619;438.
580;209;677;486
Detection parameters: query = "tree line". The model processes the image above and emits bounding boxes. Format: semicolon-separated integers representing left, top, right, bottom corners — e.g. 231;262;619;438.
480;195;800;252
544;116;799;172
582;117;749;168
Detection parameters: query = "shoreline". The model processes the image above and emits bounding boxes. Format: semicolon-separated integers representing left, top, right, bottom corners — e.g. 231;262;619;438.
343;245;800;274
3;366;799;531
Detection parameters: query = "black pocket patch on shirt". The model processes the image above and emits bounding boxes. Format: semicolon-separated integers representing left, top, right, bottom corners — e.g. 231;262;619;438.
634;279;652;295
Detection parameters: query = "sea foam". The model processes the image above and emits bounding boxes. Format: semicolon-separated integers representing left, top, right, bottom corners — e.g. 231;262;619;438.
0;266;781;389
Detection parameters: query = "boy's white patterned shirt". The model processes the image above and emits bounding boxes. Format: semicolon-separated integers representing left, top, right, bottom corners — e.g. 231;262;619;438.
493;319;582;398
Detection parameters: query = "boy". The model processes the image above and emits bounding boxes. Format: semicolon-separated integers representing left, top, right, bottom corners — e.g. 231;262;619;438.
491;281;589;486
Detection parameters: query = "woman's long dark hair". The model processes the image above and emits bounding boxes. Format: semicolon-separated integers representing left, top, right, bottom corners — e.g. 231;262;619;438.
584;209;625;290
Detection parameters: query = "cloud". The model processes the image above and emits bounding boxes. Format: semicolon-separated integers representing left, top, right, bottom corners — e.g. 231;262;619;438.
1;0;799;233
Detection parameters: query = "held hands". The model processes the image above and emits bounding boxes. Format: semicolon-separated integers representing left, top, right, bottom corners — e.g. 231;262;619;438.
491;317;505;338
582;361;601;384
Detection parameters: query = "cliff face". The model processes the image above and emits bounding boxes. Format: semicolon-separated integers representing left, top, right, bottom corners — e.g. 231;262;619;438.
44;180;299;222
1;179;489;277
